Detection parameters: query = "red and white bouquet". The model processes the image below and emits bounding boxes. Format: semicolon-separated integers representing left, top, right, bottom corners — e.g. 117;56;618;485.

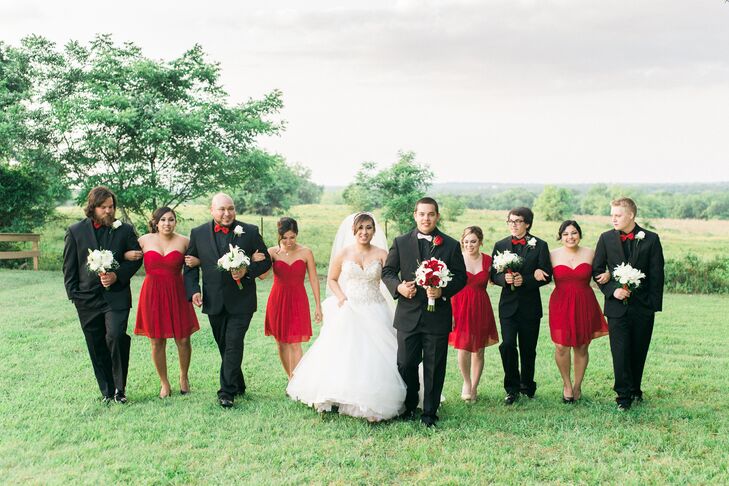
86;249;119;291
613;262;646;305
493;250;524;291
415;258;453;312
217;244;251;290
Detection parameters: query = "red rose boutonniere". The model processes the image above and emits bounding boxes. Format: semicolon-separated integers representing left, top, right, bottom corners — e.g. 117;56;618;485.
431;235;443;254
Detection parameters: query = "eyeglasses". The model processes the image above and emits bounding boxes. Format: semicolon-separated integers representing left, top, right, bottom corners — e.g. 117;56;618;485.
506;219;525;225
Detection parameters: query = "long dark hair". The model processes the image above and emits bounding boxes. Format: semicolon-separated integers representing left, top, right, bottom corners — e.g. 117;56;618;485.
84;186;117;218
557;220;582;240
149;207;176;233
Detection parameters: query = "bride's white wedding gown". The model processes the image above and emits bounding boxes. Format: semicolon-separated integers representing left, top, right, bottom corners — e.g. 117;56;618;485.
286;260;407;421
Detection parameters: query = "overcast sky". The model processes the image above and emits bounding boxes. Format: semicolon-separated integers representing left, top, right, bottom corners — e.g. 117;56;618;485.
2;0;728;185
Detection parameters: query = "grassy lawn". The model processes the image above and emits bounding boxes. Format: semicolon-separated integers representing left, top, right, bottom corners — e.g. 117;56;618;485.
1;268;727;484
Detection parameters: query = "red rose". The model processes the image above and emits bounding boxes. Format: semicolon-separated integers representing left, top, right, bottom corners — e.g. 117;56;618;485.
433;235;443;246
431;276;441;286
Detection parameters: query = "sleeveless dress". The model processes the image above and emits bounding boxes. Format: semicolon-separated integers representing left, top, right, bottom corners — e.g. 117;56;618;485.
449;253;499;352
549;263;609;347
264;259;312;343
135;250;199;339
286;260;407;421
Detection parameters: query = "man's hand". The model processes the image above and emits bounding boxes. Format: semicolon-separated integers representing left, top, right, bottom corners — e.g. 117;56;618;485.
613;288;631;300
512;272;524;287
192;292;203;307
99;272;117;288
505;272;515;285
397;280;417;299
231;267;247;280
426;287;442;300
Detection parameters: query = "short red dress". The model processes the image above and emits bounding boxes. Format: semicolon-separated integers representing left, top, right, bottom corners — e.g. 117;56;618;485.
449;253;499;352
549;263;608;347
135;250;199;339
264;259;312;343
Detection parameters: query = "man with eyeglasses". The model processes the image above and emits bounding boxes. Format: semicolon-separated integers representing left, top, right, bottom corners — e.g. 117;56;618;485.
490;207;552;405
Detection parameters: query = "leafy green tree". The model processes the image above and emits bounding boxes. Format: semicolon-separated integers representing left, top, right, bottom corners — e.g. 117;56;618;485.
19;34;283;221
342;161;382;212
374;151;433;234
534;185;576;221
234;153;322;215
439;195;466;225
579;184;612;215
487;188;537;210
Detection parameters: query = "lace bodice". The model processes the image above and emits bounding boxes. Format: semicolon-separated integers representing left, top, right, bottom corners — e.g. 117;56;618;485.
339;260;387;305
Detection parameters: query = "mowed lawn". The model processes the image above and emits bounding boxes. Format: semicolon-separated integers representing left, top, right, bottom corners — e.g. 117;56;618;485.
1;269;727;484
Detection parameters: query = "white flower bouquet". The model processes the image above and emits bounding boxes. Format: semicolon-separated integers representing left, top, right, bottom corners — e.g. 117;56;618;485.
415;258;453;311
493;250;524;291
217;244;251;289
613;262;646;305
86;249;119;290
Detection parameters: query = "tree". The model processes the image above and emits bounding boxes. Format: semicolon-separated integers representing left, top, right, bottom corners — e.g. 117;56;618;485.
579;184;612;215
439;195;466;225
19;34;283;221
342;161;382;212
233;153;322;215
374;151;433;234
487;188;538;211
533;185;576;221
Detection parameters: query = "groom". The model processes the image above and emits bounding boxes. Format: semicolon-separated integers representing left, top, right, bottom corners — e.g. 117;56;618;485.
592;197;664;411
383;197;467;427
184;193;271;408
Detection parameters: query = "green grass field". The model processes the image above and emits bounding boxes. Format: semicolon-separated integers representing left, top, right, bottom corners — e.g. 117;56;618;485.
2;204;729;483
1;268;728;484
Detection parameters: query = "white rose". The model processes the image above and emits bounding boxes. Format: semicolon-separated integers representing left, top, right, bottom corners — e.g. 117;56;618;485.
527;237;537;247
234;225;244;236
635;231;645;240
112;220;122;230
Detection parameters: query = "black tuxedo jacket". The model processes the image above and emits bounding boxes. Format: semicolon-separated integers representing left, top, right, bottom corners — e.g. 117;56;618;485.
184;220;271;316
382;228;467;334
490;235;552;320
592;225;664;318
63;218;142;311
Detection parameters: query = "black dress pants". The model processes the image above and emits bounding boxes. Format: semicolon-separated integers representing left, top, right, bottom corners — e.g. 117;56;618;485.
397;324;449;419
608;309;655;404
76;305;131;397
499;308;540;396
209;311;252;400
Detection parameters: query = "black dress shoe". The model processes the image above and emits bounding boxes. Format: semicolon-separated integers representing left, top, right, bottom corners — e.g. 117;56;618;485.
218;397;234;408
504;393;518;405
102;395;114;404
617;402;631;412
113;391;127;404
420;416;437;428
632;393;643;403
398;409;417;421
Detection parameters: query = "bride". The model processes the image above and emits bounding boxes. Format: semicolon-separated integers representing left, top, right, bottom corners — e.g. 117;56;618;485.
286;212;407;421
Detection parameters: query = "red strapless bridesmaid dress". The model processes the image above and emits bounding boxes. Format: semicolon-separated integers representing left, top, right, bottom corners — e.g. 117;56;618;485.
264;259;312;343
135;250;200;339
449;253;499;352
548;263;608;347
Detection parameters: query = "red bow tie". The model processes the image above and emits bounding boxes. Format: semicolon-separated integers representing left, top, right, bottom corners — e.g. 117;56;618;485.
93;221;102;229
620;233;634;242
512;238;526;245
214;224;230;234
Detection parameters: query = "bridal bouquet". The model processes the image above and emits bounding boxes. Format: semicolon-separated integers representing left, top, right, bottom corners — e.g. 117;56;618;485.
217;244;251;289
493;250;524;291
86;249;119;291
415;258;453;312
613;262;646;305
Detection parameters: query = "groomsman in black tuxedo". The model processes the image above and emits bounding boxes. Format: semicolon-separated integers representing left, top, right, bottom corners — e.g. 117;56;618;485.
63;186;143;403
184;193;271;408
592;197;664;411
382;197;467;427
490;207;552;405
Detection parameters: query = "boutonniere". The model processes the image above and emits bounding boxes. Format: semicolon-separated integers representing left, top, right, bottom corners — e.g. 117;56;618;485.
111;220;122;232
635;231;645;246
527;237;537;248
430;235;443;254
233;225;244;236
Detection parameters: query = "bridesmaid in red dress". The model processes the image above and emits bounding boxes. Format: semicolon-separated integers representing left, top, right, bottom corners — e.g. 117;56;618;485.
261;217;322;379
449;226;499;402
124;207;199;398
535;220;610;403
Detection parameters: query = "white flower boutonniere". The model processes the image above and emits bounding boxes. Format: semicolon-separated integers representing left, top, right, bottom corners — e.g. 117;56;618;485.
527;237;537;248
233;225;244;236
111;220;122;231
635;230;646;247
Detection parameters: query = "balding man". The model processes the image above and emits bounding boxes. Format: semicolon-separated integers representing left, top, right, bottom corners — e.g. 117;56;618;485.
184;193;271;407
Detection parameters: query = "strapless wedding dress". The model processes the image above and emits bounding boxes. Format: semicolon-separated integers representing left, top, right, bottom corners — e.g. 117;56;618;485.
286;260;407;421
